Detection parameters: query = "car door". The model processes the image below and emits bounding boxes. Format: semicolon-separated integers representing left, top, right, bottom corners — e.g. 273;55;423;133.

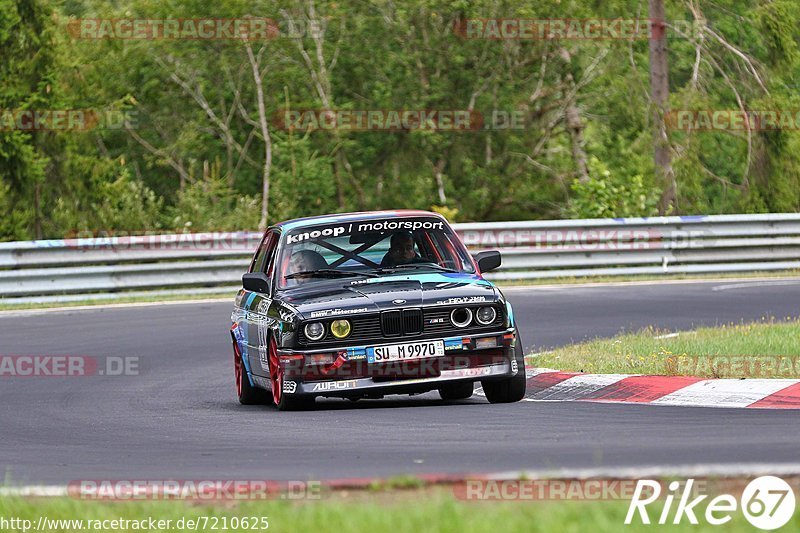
245;229;280;377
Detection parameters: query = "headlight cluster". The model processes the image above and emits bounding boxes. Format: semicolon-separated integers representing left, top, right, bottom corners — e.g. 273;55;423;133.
304;319;352;341
330;319;352;339
451;306;497;328
476;306;497;325
304;322;325;341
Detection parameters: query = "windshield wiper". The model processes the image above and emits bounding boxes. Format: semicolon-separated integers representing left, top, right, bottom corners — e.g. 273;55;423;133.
376;263;459;274
284;269;378;280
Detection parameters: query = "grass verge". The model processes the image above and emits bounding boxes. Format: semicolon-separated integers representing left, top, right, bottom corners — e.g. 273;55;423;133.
1;490;795;533
530;318;800;378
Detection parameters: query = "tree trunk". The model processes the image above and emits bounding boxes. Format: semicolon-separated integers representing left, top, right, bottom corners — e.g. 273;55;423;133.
433;158;447;205
33;182;42;239
246;44;273;230
560;48;590;184
648;0;676;213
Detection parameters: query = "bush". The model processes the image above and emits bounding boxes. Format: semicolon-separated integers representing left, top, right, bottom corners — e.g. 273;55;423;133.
568;158;659;219
167;175;260;232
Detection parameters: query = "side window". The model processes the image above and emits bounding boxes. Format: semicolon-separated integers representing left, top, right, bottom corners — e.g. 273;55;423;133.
264;231;280;277
250;231;278;273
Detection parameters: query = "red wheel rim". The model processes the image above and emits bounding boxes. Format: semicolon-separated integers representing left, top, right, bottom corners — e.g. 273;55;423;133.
268;337;282;405
234;347;243;397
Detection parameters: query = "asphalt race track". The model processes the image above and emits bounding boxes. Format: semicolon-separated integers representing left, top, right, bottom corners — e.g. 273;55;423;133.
1;278;799;485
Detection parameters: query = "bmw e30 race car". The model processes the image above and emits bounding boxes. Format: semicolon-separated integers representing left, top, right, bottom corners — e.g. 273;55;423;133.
230;210;526;410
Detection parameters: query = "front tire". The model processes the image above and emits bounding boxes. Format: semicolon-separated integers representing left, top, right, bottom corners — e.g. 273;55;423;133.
233;342;271;405
267;336;315;411
438;381;475;400
481;332;527;404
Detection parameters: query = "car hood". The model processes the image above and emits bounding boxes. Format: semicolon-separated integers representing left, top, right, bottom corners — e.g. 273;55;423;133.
279;272;499;320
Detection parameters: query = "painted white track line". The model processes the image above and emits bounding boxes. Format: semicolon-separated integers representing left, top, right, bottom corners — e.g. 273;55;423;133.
488;462;800;481
0;297;232;317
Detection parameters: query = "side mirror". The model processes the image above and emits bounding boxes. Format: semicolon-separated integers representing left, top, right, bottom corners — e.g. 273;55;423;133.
473;250;501;273
242;272;271;294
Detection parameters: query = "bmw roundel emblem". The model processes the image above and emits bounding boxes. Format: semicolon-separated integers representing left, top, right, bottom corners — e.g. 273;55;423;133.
392;299;406;305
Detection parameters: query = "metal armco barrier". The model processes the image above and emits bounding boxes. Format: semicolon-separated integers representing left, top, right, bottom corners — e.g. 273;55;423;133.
1;213;800;301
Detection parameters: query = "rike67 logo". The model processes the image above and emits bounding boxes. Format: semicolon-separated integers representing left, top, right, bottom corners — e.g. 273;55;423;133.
626;476;796;530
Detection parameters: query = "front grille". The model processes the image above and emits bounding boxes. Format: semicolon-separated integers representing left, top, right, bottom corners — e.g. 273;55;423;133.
403;309;422;334
381;310;402;336
298;304;505;346
381;308;422;336
351;316;383;338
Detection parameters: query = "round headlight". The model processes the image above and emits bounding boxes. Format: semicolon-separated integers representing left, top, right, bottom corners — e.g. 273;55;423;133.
330;319;351;339
476;306;497;325
304;322;325;341
450;307;473;328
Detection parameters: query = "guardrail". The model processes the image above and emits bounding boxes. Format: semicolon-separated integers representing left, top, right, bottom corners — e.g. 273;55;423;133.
1;213;799;302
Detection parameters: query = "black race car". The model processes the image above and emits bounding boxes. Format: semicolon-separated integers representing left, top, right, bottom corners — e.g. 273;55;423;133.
230;210;526;410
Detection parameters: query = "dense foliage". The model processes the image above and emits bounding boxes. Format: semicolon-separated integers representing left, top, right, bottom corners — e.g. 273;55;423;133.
1;0;799;239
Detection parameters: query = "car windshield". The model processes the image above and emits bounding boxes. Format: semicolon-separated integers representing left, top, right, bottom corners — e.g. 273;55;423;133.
276;216;476;289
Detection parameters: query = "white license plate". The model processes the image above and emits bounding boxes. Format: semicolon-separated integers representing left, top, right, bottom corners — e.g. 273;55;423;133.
367;340;445;363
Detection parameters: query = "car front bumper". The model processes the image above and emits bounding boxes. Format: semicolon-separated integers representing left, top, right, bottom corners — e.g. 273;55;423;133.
272;328;520;398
